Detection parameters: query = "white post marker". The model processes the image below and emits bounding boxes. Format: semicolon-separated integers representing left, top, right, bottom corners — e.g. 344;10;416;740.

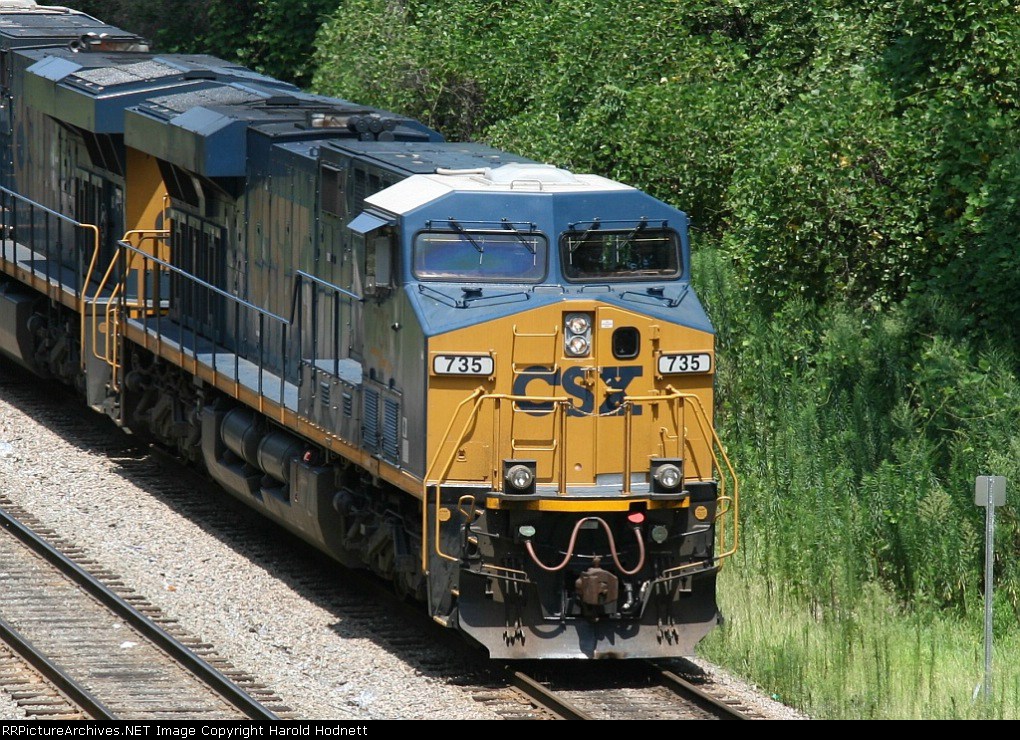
975;475;1007;706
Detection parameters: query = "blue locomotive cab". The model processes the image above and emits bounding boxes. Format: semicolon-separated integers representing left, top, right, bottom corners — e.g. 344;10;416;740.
344;163;736;659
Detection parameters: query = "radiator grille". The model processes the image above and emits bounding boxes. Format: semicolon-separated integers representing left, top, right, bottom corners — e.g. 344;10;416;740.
382;399;400;463
362;388;379;452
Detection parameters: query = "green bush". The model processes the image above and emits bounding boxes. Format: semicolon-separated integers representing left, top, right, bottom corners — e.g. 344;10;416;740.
725;76;935;308
695;246;1020;623
312;0;763;228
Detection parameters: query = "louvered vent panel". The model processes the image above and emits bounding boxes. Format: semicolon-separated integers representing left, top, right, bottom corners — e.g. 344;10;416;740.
362;388;379;452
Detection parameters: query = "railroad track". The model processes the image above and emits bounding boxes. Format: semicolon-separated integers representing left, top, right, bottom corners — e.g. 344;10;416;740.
286;554;759;720
21;457;756;722
0;360;772;720
0;500;287;720
503;661;757;720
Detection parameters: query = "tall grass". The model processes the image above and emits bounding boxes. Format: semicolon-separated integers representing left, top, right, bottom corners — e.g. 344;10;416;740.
693;245;1020;718
703;566;1020;719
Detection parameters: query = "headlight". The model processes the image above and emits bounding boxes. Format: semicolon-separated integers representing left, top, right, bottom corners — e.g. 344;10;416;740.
654;464;682;490
566;314;590;335
566;335;589;356
503;459;537;495
507;464;534;490
650;458;685;493
563;312;592;357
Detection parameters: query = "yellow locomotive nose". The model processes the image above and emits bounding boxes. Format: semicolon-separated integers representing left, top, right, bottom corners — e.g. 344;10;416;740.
423;294;736;657
426;301;718;496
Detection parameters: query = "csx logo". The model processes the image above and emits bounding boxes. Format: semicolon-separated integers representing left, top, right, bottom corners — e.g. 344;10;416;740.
512;366;643;416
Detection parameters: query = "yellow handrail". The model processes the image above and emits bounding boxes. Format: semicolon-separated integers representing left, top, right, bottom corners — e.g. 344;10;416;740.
107;231;169;381
662;386;739;572
76;223;101;370
85;230;169;390
89;247;122;363
421;389;570;569
420;387;739;573
422;388;484;569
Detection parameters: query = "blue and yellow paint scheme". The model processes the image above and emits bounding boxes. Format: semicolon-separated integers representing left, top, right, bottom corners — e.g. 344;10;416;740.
358;166;740;657
0;2;736;660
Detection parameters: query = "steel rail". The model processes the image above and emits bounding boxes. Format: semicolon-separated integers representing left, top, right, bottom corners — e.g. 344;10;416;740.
508;671;594;720
0;616;113;720
0;504;279;720
651;663;753;720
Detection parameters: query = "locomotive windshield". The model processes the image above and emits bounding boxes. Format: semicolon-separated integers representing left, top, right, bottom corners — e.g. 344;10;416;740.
413;228;548;282
561;227;681;281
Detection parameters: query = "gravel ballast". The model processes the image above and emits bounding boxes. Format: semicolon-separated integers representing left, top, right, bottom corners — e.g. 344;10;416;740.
0;372;807;720
0;677;25;719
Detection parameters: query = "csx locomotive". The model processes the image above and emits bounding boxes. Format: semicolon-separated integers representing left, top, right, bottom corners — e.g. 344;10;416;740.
0;1;737;658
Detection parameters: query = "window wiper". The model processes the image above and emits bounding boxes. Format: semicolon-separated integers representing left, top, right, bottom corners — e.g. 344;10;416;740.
614;220;647;256
501;218;536;254
448;218;484;263
568;220;601;255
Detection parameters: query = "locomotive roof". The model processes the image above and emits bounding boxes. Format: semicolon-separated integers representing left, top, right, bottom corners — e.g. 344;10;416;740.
366;164;632;217
126;80;441;178
0;4;141;49
21;49;296;134
27;51;291;90
322;140;535;175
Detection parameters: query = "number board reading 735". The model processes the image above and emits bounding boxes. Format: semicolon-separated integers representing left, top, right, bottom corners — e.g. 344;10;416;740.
657;352;712;375
433;354;495;376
